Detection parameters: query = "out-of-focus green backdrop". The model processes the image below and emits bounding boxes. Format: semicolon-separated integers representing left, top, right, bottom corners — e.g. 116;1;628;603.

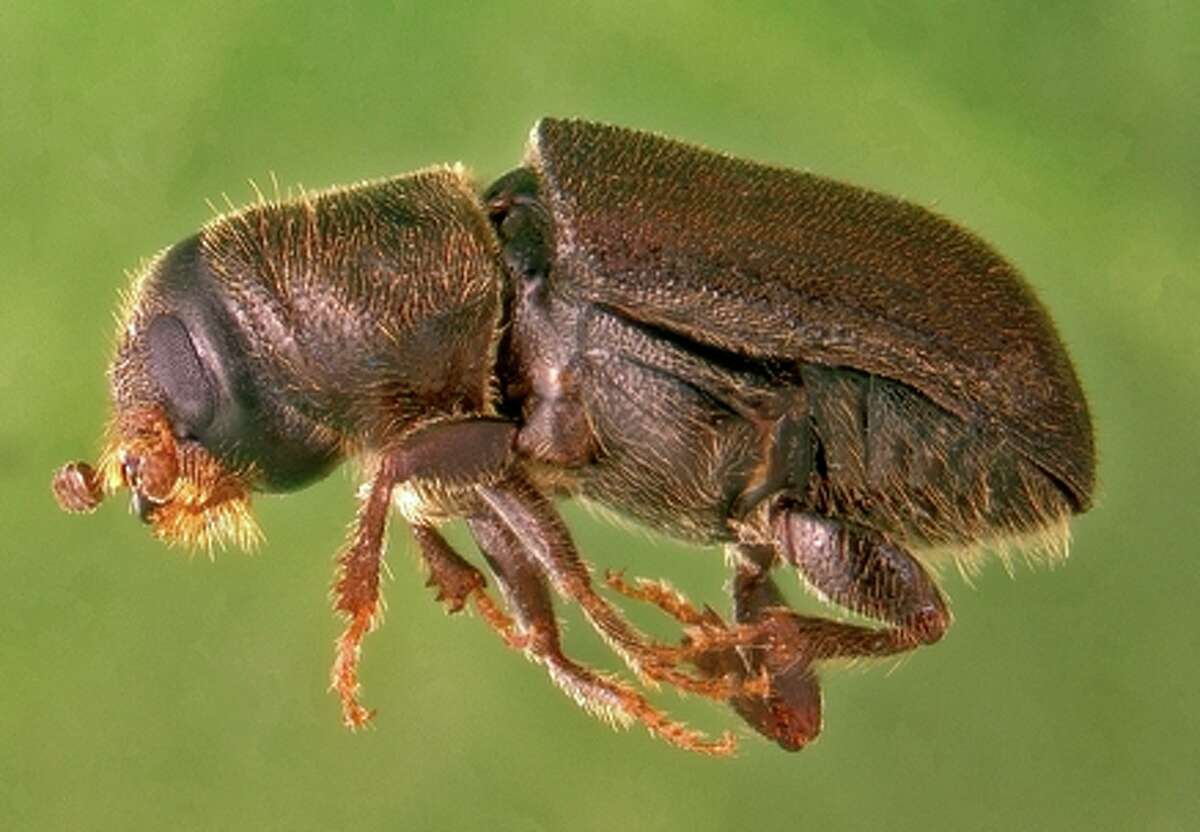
3;2;1196;830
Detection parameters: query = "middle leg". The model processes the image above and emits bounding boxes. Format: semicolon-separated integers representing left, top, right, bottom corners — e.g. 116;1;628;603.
475;474;745;700
466;508;736;756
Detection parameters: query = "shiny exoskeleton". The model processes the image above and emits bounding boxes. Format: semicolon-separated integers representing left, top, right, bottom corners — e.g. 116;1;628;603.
53;118;1094;754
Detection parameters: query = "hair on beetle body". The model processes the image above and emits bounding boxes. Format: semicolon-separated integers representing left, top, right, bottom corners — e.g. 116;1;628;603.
54;117;1093;755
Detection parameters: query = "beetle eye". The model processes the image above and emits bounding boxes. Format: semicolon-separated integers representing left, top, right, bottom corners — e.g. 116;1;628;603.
146;313;216;437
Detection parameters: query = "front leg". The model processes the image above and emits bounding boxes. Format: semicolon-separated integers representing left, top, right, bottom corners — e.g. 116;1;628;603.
330;418;516;728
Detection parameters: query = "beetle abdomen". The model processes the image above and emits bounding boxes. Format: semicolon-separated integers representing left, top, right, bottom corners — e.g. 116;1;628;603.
526;118;1094;513
800;364;1072;554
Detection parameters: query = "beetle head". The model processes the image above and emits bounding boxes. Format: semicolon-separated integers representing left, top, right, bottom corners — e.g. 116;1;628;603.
53;233;336;550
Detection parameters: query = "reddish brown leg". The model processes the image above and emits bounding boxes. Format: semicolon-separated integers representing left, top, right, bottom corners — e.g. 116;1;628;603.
697;509;953;748
331;462;394;728
720;544;824;750
605;550;821;750
770;510;951;658
330;418;516;728
410;524;526;651
600;571;766;683
602;570;720;628
467;510;735;756
610;509;951;752
476;475;738;700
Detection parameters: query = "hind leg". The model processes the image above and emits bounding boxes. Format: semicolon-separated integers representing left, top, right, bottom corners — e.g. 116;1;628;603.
768;508;950;659
708;544;825;750
717;511;950;749
605;507;950;750
727;545;825;749
605;546;822;750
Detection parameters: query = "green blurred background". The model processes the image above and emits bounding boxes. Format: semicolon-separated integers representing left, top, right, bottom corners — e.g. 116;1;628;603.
3;2;1197;830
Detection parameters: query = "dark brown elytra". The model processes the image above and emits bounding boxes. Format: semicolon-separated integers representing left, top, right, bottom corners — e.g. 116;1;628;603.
52;117;1093;755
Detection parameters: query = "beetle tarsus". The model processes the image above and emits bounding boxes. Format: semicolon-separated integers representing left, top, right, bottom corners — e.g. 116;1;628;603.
333;606;378;729
603;570;711;627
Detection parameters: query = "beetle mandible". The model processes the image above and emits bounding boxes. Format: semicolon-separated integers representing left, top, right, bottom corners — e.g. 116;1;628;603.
53;118;1094;755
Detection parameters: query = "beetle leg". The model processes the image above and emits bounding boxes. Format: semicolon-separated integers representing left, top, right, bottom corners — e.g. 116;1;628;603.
466;509;736;756
601;570;774;701
330;418;518;728
633;507;949;752
718;544;823;750
599;571;748;662
331;458;394;729
603;570;713;627
410;524;527;651
475;475;739;700
605;551;822;750
599;569;769;677
675;509;951;744
770;509;951;657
